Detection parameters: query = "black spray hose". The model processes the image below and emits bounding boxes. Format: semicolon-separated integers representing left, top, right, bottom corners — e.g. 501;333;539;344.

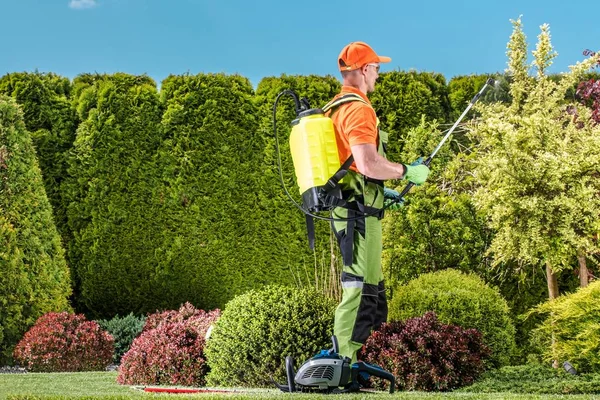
395;78;497;201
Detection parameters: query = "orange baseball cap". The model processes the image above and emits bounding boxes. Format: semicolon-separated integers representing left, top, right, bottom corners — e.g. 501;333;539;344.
338;41;391;71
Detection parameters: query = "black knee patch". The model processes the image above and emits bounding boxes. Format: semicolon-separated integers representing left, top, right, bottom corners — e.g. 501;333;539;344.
350;281;379;344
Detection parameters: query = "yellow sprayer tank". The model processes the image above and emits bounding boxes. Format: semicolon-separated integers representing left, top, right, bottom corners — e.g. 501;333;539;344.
289;109;341;195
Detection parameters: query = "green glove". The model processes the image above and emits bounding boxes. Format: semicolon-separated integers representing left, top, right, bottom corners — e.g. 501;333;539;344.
402;158;430;185
384;188;404;211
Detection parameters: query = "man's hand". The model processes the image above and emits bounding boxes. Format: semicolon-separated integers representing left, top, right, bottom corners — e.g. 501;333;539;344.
402;157;430;185
384;187;404;210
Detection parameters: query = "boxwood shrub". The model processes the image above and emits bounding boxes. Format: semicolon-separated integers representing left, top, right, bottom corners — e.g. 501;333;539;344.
205;285;335;387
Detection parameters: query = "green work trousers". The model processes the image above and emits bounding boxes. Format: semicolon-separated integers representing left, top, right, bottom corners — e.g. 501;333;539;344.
331;180;387;362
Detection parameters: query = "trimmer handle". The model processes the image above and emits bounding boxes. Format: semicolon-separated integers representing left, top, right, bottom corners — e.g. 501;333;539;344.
351;361;396;394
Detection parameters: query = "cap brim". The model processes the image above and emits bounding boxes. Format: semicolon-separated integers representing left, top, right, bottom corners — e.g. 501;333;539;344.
378;56;392;63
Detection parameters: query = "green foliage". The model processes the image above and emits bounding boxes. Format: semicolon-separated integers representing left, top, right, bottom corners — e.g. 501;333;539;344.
382;118;491;289
447;74;512;121
64;74;165;318
388;269;516;367
459;364;600;395
448;74;493;119
470;18;600;277
383;187;491;288
370;70;451;161
0;95;71;363
254;74;342;291
154;73;268;310
527;280;600;373
205;285;335;387
96;313;146;364
0;72;79;243
0;209;29;363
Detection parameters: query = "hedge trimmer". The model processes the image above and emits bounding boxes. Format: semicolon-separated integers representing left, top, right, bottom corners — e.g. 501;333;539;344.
273;335;395;393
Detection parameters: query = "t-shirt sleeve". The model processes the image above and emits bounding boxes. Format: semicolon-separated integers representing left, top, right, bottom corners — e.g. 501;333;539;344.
343;103;378;147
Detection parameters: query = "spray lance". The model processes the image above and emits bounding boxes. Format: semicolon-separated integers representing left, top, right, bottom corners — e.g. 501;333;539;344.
389;77;498;204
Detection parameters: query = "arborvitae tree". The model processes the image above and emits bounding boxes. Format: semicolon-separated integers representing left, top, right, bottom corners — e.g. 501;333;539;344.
65;74;165;318
469;18;600;300
0;95;71;361
152;73;267;310
370;70;452;161
0;209;29;363
255;75;342;297
0;72;78;243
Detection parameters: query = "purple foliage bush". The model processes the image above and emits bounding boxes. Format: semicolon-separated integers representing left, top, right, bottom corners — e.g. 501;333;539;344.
13;312;114;372
361;312;490;391
117;302;220;386
576;79;600;124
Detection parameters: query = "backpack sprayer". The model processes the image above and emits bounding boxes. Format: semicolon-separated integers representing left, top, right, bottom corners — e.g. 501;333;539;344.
272;78;497;248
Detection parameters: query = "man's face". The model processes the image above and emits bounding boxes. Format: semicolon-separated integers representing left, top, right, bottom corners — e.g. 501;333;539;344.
363;63;380;93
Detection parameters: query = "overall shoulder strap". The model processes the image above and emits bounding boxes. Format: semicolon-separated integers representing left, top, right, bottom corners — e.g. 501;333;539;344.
322;93;368;113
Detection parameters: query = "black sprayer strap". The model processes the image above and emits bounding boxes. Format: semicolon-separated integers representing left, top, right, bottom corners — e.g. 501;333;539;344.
323;155;354;194
342;210;356;266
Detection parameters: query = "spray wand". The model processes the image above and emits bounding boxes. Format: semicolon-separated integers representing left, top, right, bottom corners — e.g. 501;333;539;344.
394;78;497;202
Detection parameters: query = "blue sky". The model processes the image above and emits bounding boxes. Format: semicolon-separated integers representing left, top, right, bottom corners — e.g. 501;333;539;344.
1;0;598;88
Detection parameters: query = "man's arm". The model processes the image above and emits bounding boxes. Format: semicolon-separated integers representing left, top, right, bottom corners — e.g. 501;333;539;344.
351;143;406;180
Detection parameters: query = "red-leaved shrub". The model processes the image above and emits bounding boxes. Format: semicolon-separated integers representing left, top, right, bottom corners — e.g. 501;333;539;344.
361;312;490;392
13;312;114;372
117;302;220;386
576;79;600;124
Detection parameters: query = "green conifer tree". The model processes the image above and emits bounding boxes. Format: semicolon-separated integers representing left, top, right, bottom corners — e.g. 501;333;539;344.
0;95;71;361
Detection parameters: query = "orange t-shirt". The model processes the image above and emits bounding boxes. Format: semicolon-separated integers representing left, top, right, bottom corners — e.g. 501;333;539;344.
327;86;378;172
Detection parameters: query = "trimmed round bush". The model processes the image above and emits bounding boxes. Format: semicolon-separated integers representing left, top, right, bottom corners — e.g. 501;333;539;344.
96;312;146;364
13;312;113;372
205;285;336;387
388;269;516;367
363;312;490;391
117;303;219;386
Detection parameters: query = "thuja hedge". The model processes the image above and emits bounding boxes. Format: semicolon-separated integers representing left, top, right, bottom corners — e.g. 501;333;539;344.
370;70;452;160
152;73;274;312
0;96;71;362
64;73;167;317
64;72;288;318
1;69;512;323
0;72;78;243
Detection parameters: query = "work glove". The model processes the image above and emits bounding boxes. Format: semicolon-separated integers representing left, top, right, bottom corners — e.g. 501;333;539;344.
402;157;430;185
384;187;404;210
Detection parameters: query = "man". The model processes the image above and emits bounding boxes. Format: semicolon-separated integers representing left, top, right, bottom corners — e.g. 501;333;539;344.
327;41;430;362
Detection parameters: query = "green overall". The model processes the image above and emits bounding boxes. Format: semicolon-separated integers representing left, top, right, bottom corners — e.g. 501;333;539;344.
331;130;389;362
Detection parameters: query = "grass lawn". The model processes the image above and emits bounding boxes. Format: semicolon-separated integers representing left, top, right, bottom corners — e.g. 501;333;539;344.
1;372;600;400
